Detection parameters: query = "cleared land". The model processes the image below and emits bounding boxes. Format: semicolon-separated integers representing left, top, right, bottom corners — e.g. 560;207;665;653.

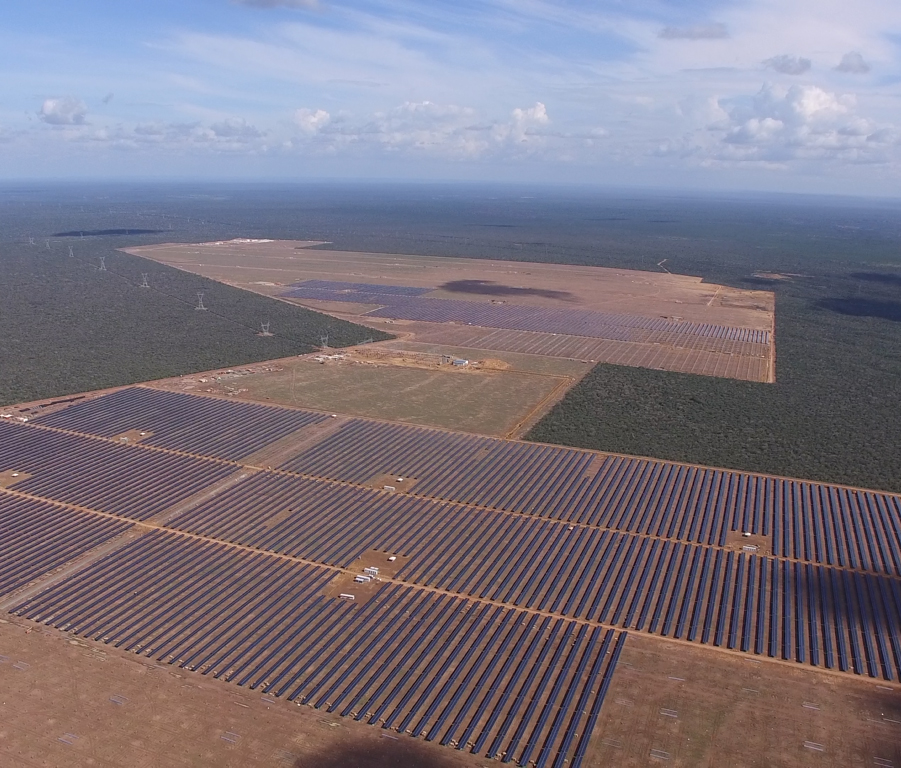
589;633;901;768
127;240;775;383
147;348;586;438
125;240;773;328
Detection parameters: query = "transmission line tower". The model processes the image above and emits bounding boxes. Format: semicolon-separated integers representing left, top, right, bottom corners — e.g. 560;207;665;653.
195;292;207;311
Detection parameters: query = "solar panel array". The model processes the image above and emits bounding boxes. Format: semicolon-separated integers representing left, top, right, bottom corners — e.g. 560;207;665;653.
5;387;901;765
33;387;329;461
0;495;131;598
281;279;770;345
278;418;901;575
12;530;625;768
0;421;234;519
410;323;771;359
367;297;770;344
166;470;901;679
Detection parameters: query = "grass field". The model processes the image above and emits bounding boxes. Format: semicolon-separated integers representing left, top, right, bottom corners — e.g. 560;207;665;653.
151;349;578;437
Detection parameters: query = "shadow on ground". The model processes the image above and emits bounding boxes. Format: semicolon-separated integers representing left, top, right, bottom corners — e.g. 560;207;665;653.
816;297;901;322
849;272;901;287
296;738;461;768
439;279;575;302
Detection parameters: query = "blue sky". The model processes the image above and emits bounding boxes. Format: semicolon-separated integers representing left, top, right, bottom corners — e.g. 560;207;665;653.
2;0;900;194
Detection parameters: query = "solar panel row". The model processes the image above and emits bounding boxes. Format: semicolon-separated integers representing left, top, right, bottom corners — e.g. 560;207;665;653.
0;421;234;520
280;281;770;345
165;470;901;679
364;296;770;344
281;287;406;305
11;530;624;768
280;419;901;576
0;495;132;598
429;324;772;359
33;387;329;461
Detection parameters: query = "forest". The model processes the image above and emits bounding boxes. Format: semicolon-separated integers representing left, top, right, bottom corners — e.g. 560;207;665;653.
0;238;390;407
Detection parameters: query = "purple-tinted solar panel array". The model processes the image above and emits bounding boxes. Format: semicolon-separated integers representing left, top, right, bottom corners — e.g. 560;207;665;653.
281;280;770;345
280;418;901;577
12;529;624;768
165;466;901;679
7;383;901;697
0;421;233;520
33;387;329;461
364;297;770;344
0;495;131;598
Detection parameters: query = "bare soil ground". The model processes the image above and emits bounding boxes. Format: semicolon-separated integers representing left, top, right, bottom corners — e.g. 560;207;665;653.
0;616;487;768
148;349;578;438
127;240;774;330
591;633;901;768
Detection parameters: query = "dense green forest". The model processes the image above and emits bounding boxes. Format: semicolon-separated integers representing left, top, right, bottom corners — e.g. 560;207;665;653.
0;241;390;406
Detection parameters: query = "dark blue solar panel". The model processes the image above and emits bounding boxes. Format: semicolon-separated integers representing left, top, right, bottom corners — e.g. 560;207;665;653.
0;496;132;598
33;387;329;461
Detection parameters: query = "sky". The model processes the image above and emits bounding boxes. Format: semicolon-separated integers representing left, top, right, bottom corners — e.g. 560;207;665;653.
2;0;901;194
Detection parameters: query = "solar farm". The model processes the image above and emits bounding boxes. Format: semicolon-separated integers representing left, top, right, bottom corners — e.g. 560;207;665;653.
127;240;776;384
3;385;901;766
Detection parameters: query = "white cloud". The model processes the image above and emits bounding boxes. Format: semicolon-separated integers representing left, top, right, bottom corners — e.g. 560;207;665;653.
835;51;870;74
294;107;330;133
355;101;488;156
287;100;567;160
83;119;269;153
713;83;893;164
763;55;812;75
39;97;88;126
508;102;550;143
210;117;263;139
659;23;728;40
